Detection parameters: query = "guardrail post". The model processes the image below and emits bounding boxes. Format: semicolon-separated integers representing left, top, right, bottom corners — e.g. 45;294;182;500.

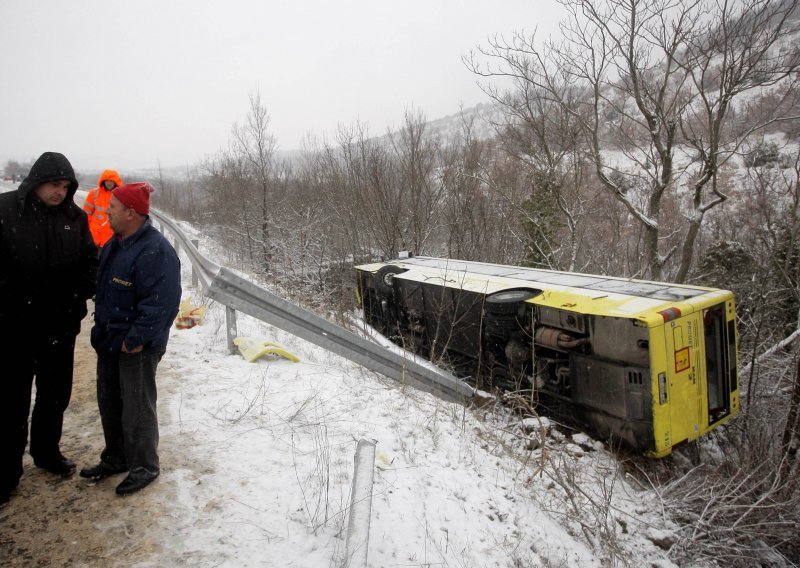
191;239;199;288
226;306;238;355
344;439;376;568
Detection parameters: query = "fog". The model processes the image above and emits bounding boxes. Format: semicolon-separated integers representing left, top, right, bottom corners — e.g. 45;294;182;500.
0;0;561;170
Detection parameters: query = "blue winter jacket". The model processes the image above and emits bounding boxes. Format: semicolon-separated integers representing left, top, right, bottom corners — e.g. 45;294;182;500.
91;218;182;354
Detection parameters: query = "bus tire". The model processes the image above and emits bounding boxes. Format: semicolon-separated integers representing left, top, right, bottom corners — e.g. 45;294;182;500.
374;265;406;296
485;289;540;316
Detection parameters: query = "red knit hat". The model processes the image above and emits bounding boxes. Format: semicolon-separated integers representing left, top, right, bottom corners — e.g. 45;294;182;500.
114;182;155;215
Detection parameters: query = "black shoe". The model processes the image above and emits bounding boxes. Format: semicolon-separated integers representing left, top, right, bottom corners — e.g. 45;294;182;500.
0;492;10;508
116;469;159;496
79;461;128;481
34;454;76;477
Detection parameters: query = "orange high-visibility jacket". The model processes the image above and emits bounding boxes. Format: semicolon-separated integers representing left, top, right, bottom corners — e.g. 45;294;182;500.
83;169;123;247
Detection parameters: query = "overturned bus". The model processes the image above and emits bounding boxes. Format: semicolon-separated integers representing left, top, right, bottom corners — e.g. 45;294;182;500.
355;256;739;457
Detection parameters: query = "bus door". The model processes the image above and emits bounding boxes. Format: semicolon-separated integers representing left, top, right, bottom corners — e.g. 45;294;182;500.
664;312;703;445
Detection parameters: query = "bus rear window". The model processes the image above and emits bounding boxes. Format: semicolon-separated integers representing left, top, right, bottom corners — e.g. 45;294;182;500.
704;305;731;424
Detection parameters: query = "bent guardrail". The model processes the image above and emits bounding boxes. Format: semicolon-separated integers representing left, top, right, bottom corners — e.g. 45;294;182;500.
150;208;475;404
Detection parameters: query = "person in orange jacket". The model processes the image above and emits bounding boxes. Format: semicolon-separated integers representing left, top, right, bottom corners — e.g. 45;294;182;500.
83;170;124;247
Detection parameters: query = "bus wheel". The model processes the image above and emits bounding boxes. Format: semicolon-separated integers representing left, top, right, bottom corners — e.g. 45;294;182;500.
374;265;406;296
485;289;541;315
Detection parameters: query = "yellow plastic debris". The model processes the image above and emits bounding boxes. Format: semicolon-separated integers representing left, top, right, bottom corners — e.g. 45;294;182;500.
175;297;207;329
233;337;300;363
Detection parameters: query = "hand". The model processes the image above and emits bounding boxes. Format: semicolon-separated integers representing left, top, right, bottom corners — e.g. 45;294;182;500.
122;343;143;354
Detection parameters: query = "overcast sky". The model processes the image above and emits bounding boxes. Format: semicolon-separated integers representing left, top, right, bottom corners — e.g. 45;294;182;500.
1;0;562;171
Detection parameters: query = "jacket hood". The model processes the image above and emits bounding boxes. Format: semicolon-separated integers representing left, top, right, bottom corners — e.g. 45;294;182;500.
17;152;79;203
97;169;123;189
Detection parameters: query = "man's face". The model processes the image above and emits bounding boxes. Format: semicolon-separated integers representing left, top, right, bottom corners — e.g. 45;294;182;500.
34;180;70;207
103;180;116;191
107;195;132;234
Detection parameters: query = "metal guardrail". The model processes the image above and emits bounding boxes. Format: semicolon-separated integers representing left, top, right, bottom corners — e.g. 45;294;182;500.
150;208;475;404
151;209;220;289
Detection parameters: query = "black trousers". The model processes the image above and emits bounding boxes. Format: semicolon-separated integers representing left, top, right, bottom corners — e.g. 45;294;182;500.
96;347;164;475
0;330;76;495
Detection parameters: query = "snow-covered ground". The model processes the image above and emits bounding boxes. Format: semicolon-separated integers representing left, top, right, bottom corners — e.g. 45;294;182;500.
0;181;680;566
152;217;680;567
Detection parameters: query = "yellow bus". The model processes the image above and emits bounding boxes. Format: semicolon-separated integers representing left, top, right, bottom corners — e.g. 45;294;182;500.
355;256;739;457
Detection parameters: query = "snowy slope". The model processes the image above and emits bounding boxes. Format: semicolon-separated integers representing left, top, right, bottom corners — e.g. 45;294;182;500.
0;179;680;565
151;218;680;567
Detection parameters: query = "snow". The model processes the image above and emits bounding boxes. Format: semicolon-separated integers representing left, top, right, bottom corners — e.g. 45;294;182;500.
0;181;679;566
146;216;680;567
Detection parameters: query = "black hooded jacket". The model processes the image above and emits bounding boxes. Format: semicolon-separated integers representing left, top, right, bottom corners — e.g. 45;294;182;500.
0;152;98;336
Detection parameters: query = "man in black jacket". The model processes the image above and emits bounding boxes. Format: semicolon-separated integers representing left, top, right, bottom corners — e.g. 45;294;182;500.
0;152;97;507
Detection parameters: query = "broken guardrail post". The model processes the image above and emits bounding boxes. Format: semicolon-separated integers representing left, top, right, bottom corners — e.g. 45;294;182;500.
343;439;376;568
226;305;238;355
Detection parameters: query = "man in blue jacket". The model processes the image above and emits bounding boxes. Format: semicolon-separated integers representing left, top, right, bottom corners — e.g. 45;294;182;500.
81;182;181;496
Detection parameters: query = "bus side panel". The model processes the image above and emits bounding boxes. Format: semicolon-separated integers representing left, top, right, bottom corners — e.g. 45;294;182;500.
664;313;704;447
569;355;653;451
649;325;673;457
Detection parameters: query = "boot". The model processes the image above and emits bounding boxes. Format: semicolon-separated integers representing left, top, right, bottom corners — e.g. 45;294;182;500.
80;461;128;480
34;453;76;477
116;468;159;496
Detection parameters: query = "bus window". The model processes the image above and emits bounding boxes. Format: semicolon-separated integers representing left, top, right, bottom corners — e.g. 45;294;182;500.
704;305;731;424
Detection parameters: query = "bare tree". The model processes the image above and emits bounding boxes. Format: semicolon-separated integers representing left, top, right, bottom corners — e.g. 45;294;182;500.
676;0;800;281
309;130;378;266
230;91;278;273
439;115;493;260
491;90;592;270
204;149;259;268
3;159;28;180
467;0;800;281
389;108;445;254
337;123;405;259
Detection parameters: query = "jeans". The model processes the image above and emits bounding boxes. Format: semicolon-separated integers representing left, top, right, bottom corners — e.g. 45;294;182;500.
0;331;76;494
96;346;165;474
